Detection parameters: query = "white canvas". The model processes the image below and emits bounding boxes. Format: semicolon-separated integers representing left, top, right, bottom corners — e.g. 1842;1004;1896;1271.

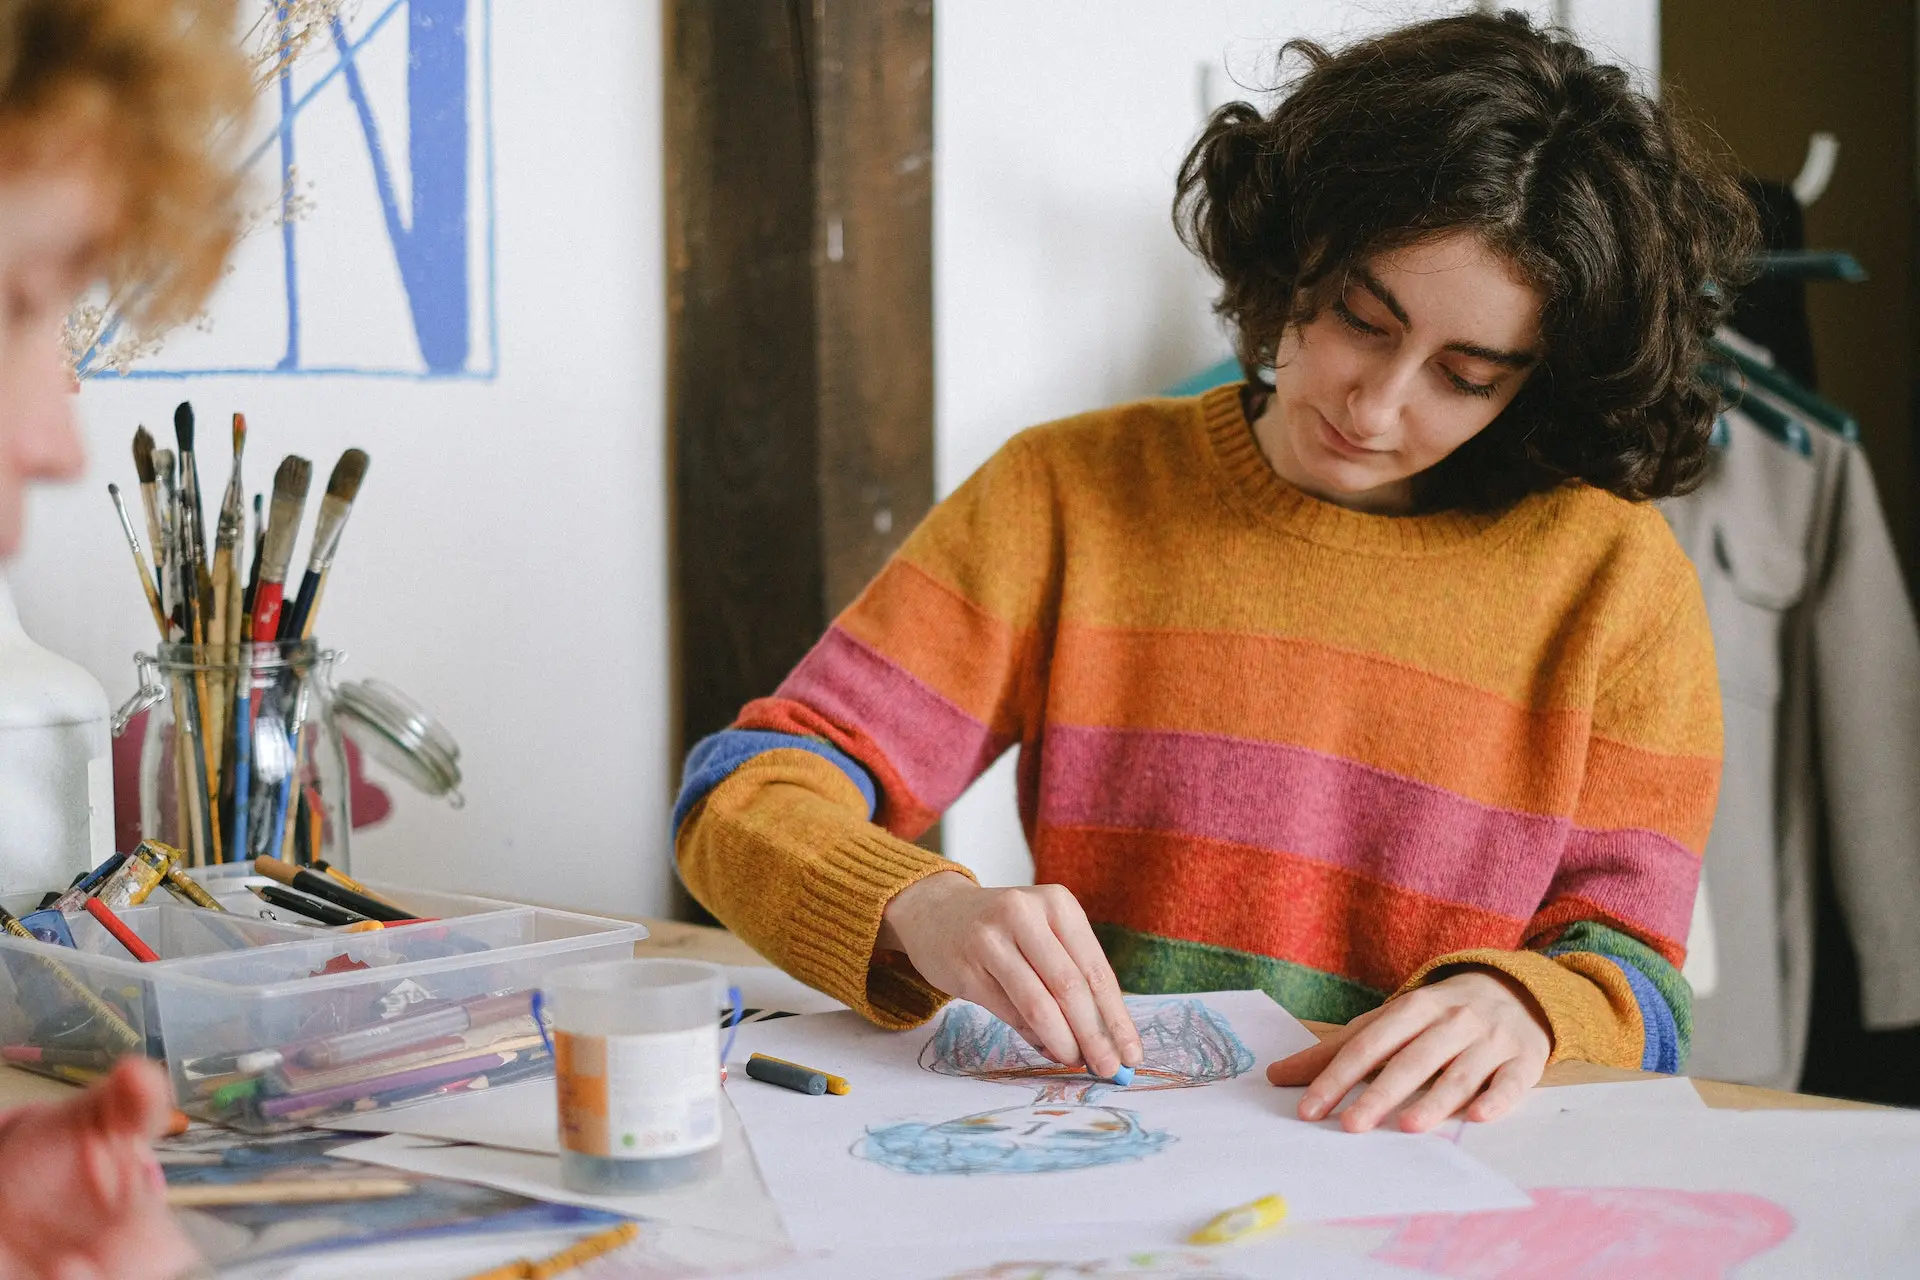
725;991;1529;1248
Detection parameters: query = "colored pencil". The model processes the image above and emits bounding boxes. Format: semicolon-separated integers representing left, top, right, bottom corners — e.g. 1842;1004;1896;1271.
248;883;365;927
82;898;160;962
254;855;416;923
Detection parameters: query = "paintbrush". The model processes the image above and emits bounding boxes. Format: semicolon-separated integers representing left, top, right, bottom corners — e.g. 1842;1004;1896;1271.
131;427;164;591
206;413;248;840
243;492;264;618
152;448;179;638
250;456;311;642
280;448;367;640
212;413;247;649
109;484;168;638
175;403;222;858
173;403;210;617
151;445;211;864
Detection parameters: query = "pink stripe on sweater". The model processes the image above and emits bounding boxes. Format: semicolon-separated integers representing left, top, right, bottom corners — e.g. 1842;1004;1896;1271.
1549;829;1701;945
777;626;1004;814
1036;724;1695;938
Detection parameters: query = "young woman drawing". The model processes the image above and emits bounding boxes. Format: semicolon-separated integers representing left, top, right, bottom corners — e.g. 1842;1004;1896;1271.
676;10;1754;1135
0;1;246;1276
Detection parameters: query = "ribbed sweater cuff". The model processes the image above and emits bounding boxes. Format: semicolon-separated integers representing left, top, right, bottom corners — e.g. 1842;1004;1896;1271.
1398;948;1633;1069
785;830;972;1030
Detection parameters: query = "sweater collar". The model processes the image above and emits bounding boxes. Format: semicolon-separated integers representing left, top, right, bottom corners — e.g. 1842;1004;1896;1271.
1198;382;1535;556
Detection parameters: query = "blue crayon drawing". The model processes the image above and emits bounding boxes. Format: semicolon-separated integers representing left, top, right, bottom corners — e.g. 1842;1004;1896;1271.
853;997;1254;1177
80;0;495;381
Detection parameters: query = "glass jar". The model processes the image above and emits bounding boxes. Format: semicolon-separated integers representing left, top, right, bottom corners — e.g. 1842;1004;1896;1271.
112;640;351;870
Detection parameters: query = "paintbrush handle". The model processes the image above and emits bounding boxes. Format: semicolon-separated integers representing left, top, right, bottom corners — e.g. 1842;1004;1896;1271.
279;569;321;641
250;581;285;643
166;1178;414;1208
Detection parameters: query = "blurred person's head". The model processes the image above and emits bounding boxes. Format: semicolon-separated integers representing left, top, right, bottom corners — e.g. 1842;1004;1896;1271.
0;0;247;557
1176;9;1758;514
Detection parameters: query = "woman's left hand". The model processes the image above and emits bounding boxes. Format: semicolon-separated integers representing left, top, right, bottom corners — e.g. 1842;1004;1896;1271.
1266;969;1552;1133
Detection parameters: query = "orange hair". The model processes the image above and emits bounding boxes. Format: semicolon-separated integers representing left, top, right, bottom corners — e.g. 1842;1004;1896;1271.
0;0;251;331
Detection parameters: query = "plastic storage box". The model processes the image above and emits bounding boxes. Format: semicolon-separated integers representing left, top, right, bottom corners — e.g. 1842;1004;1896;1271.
0;878;647;1131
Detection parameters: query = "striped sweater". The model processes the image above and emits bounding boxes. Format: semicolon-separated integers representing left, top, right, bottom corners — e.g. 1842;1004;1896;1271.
674;384;1721;1073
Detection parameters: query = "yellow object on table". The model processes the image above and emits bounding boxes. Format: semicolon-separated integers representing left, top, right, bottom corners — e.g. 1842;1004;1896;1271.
1188;1193;1289;1245
460;1220;641;1280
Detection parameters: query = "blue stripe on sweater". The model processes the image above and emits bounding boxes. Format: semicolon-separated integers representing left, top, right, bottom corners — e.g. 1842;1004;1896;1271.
673;729;878;835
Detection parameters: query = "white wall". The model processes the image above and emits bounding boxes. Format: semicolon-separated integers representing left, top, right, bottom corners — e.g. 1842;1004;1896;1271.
934;0;1659;888
10;2;673;916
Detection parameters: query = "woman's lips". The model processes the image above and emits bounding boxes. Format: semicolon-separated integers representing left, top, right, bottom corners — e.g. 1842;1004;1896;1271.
1316;413;1386;459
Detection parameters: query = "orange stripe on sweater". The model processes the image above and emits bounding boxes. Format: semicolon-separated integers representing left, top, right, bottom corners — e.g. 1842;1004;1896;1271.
1038;824;1532;994
1049;623;1589;817
1576;735;1720;853
837;559;1029;737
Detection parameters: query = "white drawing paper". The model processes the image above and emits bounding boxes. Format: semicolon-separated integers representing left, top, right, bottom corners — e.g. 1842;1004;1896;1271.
1316;1106;1920;1278
320;1078;562;1153
329;1098;788;1245
242;1221;789;1280
725;990;1529;1248
725;1231;1430;1280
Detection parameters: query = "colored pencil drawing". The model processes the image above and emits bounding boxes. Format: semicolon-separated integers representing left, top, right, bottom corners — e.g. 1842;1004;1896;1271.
1365;1186;1794;1278
853;997;1254;1177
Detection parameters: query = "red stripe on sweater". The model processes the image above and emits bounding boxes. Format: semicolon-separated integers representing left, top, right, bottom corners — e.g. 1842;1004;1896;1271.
1036;723;1697;940
1038;825;1532;992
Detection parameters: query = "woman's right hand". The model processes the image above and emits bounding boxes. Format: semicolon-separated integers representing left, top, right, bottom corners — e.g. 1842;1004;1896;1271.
877;871;1142;1078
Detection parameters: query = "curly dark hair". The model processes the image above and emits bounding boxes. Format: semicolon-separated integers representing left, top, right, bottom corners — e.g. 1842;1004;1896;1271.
1173;9;1759;510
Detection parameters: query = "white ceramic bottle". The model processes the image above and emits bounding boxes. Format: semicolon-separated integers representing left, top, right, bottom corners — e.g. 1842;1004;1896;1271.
0;574;112;901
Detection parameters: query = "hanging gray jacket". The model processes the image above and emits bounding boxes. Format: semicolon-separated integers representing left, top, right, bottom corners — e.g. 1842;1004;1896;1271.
1660;409;1920;1089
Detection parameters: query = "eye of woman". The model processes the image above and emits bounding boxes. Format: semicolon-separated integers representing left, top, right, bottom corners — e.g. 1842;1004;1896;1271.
1331;295;1383;336
1445;366;1499;399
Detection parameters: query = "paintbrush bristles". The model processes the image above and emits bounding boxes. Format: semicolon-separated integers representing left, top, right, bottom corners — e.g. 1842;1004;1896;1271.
173;401;194;453
216;415;247;553
325;449;368;503
305;450;370;572
132;428;155;484
260;456;312;583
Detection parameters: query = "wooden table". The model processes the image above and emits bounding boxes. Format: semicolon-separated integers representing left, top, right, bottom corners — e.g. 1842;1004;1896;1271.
633;916;1877;1113
0;915;1874;1118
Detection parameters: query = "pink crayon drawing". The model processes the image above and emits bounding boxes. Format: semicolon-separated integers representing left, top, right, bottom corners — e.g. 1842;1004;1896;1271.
1367;1186;1794;1279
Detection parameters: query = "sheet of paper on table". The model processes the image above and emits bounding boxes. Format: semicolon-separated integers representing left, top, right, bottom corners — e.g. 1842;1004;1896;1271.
252;1220;791;1280
1307;1103;1920;1278
315;963;845;1152
330;1096;788;1246
726;1231;1433;1280
724;990;1529;1250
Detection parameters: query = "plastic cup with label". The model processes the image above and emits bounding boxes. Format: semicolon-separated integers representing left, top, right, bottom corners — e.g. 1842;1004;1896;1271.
538;958;739;1193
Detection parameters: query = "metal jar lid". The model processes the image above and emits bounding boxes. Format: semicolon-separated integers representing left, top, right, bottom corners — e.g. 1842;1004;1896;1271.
334;678;463;806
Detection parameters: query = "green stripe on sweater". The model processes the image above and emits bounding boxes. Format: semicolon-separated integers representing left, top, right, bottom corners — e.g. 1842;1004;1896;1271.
1548;920;1694;1061
1094;923;1385;1024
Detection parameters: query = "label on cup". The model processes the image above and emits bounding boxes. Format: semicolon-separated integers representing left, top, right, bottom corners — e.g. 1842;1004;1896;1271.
555;1026;720;1160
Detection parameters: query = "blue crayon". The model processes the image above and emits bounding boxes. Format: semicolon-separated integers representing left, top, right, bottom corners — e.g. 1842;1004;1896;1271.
1109;1065;1136;1086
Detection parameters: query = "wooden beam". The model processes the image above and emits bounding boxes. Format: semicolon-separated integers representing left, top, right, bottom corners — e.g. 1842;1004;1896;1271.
665;2;936;917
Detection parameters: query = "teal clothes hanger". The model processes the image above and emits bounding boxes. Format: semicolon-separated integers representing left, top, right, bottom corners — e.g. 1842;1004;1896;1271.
1163;356;1242;397
1707;338;1858;443
1754;249;1867;283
